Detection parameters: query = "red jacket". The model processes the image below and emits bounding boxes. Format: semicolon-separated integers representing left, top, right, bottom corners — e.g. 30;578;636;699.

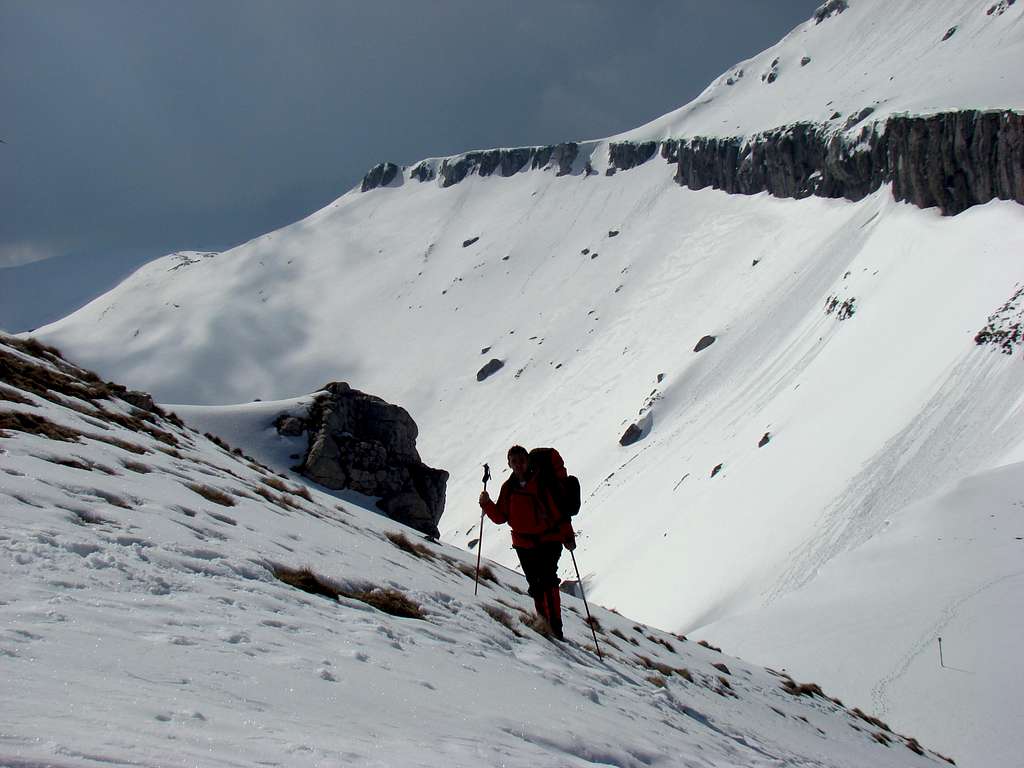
481;473;575;549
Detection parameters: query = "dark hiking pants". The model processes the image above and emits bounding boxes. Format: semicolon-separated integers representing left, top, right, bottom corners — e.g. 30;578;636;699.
514;542;562;597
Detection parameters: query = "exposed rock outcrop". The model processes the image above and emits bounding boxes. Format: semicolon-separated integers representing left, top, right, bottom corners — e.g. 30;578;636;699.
438;142;579;188
361;110;1021;216
298;383;448;538
608;141;658;172
663;110;1024;216
360;162;401;192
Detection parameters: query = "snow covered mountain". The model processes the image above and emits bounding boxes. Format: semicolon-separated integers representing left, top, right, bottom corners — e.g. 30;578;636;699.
20;1;1024;765
0;333;955;767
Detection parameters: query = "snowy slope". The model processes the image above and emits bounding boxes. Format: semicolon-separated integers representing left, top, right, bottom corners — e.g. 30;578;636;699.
0;335;953;767
24;0;1024;764
614;0;1024;142
696;460;1024;768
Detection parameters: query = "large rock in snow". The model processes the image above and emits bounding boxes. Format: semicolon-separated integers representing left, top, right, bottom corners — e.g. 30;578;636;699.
299;382;448;538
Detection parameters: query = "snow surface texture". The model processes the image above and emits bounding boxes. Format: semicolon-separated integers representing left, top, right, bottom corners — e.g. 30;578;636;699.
22;0;1024;764
602;0;1024;144
0;335;952;767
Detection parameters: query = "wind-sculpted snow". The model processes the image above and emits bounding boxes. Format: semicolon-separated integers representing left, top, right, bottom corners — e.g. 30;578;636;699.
0;335;952;767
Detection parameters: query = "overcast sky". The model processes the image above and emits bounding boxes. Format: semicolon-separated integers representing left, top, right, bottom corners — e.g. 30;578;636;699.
0;0;820;327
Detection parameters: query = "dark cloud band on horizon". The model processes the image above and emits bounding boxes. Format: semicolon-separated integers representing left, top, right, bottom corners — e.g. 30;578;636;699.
0;0;820;275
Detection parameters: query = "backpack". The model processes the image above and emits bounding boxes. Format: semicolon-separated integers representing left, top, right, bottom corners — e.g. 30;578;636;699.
528;447;581;518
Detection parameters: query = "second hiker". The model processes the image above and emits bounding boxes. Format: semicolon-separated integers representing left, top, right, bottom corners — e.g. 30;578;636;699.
479;444;576;640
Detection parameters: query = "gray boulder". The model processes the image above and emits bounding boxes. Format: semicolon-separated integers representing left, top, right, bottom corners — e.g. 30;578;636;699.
298;382;448;537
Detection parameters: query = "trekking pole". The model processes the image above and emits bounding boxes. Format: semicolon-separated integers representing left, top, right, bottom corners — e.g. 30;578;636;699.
474;463;491;596
569;549;602;660
938;637;944;668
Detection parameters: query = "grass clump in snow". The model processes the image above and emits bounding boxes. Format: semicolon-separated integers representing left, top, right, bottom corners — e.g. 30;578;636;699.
0;386;31;404
646;674;668;688
697;639;722;652
186;483;236;507
611;627;639;646
272;565;425;620
453;559;499;585
850;707;892;731
481;604;523;637
386;531;436;560
121;459;152;474
635;655;675;677
0;411;82;442
675;667;694;683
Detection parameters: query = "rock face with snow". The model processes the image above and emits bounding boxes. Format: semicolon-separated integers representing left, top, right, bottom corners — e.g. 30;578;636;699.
299;382;448;538
660;110;1024;215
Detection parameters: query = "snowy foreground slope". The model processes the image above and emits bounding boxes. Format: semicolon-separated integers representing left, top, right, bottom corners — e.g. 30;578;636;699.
0;335;954;767
24;1;1024;765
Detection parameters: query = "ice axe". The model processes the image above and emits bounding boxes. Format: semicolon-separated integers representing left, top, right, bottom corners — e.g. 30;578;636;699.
474;463;491;595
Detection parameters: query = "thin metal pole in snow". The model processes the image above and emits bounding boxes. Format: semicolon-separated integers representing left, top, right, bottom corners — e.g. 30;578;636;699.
570;549;602;661
474;463;490;596
938;637;945;668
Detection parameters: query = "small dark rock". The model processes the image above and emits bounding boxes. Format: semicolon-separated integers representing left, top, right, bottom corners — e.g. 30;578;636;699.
620;423;644;447
480;346;491;354
501;255;510;261
752;259;761;267
591;253;599;260
759;432;771;448
693;335;716;353
712;662;731;675
582;248;590;255
941;26;957;41
462;236;480;248
476;358;505;382
657;373;665;383
800;56;812;66
710;463;723;478
608;230;620;238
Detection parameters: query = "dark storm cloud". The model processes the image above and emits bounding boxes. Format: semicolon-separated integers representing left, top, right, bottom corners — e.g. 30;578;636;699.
0;0;820;326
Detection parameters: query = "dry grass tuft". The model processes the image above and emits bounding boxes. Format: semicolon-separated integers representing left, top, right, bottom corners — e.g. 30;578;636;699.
482;604;523;637
273;565;342;600
649;635;676;653
0;411;82;442
520;612;552;637
121;459;152;474
697;639;722;653
851;707;891;731
0;386;32;405
635;655;675;676
272;565;425;619
584;615;603;633
186;483;236;507
712;662;731;675
455;560;499;585
386;531;436;560
674;667;694;683
611;627;639;646
262;476;289;492
646;674;668;688
87;433;148;454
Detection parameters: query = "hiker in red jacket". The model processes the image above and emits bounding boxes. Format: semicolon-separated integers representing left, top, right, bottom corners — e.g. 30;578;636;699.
479;445;575;640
